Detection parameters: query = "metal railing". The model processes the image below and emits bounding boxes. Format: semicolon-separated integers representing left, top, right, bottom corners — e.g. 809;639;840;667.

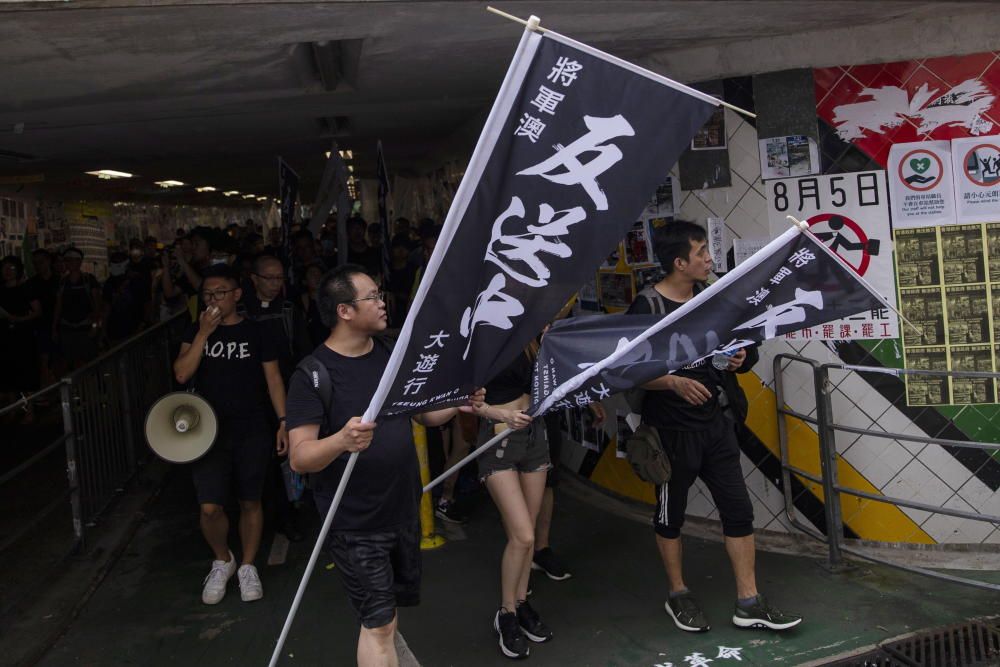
773;353;1000;592
0;311;188;556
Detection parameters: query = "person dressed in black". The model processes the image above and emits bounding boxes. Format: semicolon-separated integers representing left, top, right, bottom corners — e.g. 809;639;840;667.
346;217;382;279
26;249;61;386
238;254;312;541
52;247;101;369
173;265;288;606
286;264;484;667
102;251;146;345
626;220;801;633
298;262;328;347
0;256;41;414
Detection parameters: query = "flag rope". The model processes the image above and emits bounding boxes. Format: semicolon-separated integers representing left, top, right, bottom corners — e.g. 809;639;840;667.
485;6;757;120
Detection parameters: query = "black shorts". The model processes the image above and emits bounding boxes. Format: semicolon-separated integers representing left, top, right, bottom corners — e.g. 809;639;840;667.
653;417;754;539
477;420;551;481
191;417;273;505
326;518;422;629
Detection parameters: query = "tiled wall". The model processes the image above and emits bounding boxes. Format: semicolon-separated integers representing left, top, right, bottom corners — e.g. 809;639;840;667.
571;63;1000;546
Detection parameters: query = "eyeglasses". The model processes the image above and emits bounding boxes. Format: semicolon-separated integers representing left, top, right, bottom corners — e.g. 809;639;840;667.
201;288;236;301
254;273;286;282
349;291;385;304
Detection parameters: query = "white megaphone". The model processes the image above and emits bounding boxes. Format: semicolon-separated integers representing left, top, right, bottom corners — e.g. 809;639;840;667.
144;392;218;463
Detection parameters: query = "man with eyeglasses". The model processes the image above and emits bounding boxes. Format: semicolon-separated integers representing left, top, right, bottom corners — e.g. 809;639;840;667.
238;254;312;541
286;264;485;667
173;264;288;606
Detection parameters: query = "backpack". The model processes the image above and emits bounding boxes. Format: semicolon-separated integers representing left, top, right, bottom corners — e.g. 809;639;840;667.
622;286;672;485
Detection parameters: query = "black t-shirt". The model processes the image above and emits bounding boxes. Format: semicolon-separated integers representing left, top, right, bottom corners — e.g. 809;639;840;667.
59;273;100;325
485;351;533;406
181;318;278;421
626;286;722;431
27;273;60;328
285;340;419;532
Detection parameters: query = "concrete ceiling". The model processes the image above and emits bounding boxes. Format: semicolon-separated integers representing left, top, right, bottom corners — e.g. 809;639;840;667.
0;0;993;205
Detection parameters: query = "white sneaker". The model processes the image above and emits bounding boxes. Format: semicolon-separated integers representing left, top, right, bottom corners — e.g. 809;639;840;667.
202;551;236;605
238;564;263;602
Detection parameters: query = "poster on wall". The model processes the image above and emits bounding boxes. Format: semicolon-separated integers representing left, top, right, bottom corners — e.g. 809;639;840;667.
624;220;651;264
895;223;1000;405
767;170;898;340
733;237;768;266
952;136;1000;224
707;217;729;272
691;105;726;150
641;174;680;220
888;141;957;228
759;135;820;180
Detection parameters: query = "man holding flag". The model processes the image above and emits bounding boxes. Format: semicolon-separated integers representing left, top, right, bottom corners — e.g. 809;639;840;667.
285;265;485;667
626;220;802;633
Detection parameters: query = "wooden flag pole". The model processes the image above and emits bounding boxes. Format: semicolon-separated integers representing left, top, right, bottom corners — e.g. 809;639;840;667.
787;215;923;337
486;6;757;120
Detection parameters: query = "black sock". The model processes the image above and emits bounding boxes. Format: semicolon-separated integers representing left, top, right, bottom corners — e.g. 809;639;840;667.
737;595;758;608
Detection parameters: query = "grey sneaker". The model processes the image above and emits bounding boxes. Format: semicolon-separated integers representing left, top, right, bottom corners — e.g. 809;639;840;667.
238;564;263;602
201;551;236;605
665;593;710;632
732;594;802;630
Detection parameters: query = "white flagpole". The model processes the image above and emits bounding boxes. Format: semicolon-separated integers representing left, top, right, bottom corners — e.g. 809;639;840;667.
267;21;544;667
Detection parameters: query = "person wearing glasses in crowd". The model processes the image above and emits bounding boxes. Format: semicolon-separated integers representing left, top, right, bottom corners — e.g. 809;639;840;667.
286;264;485;667
238;254;313;542
173;264;288;605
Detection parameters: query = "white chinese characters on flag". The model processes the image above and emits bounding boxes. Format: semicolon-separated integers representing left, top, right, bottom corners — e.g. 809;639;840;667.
766;171;898;341
369;24;719;417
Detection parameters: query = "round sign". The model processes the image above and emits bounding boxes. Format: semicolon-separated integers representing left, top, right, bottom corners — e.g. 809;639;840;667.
898;148;944;192
806;213;874;276
962;143;1000;187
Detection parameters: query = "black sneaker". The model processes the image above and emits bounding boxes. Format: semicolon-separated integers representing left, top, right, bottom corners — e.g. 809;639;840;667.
494;608;529;659
516;599;553;643
531;547;572;581
665;593;710;632
732;594;802;630
435;498;468;524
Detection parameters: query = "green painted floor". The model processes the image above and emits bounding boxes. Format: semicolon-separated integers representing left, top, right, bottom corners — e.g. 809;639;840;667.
35;470;999;667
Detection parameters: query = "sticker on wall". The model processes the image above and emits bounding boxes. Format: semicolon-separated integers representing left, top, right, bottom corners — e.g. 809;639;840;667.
952;136;1000;224
759;135;820;180
707;217;729;272
732;237;768;266
888;141;957;228
766;170;899;340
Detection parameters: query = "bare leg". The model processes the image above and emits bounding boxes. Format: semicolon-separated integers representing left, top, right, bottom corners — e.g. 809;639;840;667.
534;487;554;550
516;471;547;596
199;503;230;561
358;613;399;667
486;471;536;611
656;534;686;593
724;534;758;599
238;500;263;565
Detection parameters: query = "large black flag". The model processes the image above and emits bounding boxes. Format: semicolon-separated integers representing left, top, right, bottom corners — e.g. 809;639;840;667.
376;140;392;284
277;157;299;274
531;227;889;415
372;27;719;417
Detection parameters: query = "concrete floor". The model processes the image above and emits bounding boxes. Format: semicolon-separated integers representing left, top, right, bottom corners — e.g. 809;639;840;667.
32;469;1000;667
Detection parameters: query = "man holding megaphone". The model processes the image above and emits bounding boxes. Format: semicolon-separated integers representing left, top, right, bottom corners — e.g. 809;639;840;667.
173;264;289;605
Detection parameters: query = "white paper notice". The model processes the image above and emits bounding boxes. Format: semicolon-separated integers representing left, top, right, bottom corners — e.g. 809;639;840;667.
952;136;1000;224
707;217;729;272
888;141;957;228
766;170;898;340
733;237;768;266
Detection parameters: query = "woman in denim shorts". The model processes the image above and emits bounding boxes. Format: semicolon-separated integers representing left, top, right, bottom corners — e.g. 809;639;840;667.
472;342;553;659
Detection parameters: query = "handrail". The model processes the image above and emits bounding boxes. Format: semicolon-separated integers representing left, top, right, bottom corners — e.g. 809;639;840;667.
772;353;1000;592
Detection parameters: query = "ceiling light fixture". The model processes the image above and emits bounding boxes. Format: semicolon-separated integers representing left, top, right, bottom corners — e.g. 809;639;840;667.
195;186;216;192
155;180;185;188
223;190;240;197
242;194;256;199
256;196;268;202
86;169;134;180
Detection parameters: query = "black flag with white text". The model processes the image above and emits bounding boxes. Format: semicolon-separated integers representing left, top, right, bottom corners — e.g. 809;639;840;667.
373;27;720;417
530;227;888;415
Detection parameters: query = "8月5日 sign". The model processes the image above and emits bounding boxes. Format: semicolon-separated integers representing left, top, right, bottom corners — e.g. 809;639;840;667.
766;170;899;341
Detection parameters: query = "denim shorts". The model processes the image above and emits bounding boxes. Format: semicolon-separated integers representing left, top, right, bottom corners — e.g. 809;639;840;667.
477;420;551;481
